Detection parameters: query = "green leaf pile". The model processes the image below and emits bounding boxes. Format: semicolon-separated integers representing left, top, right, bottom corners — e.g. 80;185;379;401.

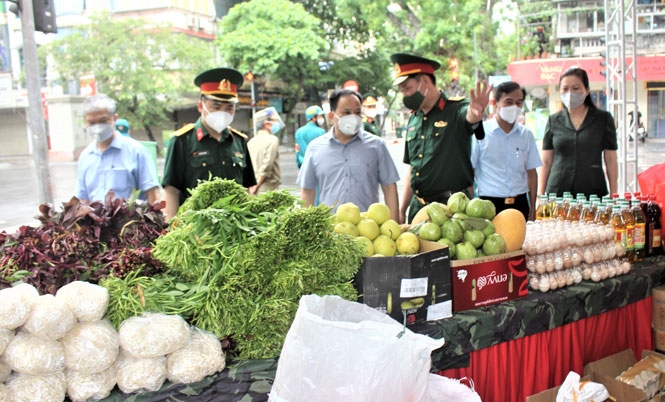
102;179;365;360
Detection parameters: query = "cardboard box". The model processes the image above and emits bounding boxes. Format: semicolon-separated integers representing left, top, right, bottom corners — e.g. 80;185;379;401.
582;349;649;402
655;328;665;353
653;285;665;331
526;372;646;402
450;250;528;312
354;239;452;325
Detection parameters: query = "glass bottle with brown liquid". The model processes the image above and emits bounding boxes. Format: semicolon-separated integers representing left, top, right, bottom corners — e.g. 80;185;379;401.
580;201;595;222
632;199;647;262
566;198;581;221
610;204;627;256
621;201;636;262
594;202;610;225
552;198;566;220
535;194;551;221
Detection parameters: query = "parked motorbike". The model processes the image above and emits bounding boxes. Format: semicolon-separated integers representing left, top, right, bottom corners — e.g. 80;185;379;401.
638;124;648;143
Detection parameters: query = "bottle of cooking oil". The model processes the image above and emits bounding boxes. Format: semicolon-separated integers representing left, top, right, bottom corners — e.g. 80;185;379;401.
563;194;573;212
535;194;551;221
632;198;647;262
580;201;595;222
566;198;581;221
551;197;567;220
610;204;627;254
621;200;636;261
589;196;599;215
594;202;610;224
548;193;557;211
575;193;586;207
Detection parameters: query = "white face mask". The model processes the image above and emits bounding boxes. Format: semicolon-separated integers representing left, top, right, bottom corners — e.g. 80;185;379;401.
316;116;325;126
498;105;522;124
87;123;114;142
203;103;234;133
334;114;362;136
365;109;378;119
561;91;586;110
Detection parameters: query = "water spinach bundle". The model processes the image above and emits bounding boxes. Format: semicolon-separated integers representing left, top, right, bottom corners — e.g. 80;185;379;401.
105;179;365;359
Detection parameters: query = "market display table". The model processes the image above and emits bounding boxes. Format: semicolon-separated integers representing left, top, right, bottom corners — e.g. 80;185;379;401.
101;255;665;402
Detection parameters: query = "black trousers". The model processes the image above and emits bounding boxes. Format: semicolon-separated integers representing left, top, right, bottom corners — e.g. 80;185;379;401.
480;194;529;221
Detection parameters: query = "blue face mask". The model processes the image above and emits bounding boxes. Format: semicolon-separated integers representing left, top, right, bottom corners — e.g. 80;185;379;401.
269;121;282;134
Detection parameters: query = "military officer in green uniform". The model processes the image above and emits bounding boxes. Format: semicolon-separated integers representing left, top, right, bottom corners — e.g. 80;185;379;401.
362;93;381;136
391;53;491;223
162;67;257;219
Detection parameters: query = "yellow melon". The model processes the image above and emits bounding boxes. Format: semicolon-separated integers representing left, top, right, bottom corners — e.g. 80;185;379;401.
491;209;526;252
411;205;432;225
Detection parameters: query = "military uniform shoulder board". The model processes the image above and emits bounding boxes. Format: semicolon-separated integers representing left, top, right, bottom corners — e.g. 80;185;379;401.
173;123;195;137
228;126;248;139
448;96;466;102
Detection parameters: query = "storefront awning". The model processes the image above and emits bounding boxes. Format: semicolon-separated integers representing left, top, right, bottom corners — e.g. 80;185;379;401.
507;55;665;86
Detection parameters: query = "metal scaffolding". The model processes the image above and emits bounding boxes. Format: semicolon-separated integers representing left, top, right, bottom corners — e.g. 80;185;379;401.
604;0;639;194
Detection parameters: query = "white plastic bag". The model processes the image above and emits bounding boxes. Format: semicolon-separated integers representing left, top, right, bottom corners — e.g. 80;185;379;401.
269;295;445;402
166;327;226;384
66;366;117;402
556;371;609;402
426;374;482;402
22;294;76;340
0;282;39;329
61;320;119;373
118;312;190;358
55;281;109;322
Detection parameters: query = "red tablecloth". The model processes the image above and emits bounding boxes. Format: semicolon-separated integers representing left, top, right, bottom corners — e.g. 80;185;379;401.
439;297;653;402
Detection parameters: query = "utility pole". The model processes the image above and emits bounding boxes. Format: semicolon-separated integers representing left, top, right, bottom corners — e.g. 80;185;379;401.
20;0;53;204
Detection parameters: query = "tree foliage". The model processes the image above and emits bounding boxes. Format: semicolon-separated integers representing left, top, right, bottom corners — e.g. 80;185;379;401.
217;0;328;134
40;12;217;141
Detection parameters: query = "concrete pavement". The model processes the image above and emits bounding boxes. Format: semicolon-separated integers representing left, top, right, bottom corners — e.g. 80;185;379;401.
1;137;663;233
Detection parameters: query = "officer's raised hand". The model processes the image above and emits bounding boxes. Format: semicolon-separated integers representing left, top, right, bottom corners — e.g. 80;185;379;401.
467;80;492;124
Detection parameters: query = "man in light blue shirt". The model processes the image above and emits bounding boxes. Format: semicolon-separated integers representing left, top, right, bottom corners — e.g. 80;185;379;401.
471;81;542;221
76;94;160;204
297;89;400;220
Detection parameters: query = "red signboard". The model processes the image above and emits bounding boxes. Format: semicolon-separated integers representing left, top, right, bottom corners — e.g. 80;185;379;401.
507;55;665;85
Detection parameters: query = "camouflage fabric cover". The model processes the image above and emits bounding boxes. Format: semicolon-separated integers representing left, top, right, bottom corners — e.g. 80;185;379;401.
99;256;665;401
101;358;277;402
414;255;665;372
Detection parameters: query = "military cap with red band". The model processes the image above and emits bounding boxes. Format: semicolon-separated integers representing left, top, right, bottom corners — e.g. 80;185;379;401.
194;67;244;103
390;53;441;85
362;93;378;106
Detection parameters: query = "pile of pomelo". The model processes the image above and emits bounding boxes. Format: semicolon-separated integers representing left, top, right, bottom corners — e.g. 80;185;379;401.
411;192;525;260
333;202;419;257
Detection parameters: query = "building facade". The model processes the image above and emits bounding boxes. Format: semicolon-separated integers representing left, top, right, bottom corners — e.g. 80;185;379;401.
0;0;282;158
507;0;665;139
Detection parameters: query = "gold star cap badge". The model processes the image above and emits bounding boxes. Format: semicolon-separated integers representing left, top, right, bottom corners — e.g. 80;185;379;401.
195;68;244;102
390;53;441;86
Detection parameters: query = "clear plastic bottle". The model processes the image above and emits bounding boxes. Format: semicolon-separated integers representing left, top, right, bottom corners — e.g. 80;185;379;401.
535;194;551;221
552;198;567;220
612;193;620;205
621;200;635;262
594;202;610;225
648;194;662;256
632;199;647;262
580;201;595;222
589;195;600;215
548;193;557;211
610;204;627;255
563;194;573;212
566;198;581;221
575;193;586;207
